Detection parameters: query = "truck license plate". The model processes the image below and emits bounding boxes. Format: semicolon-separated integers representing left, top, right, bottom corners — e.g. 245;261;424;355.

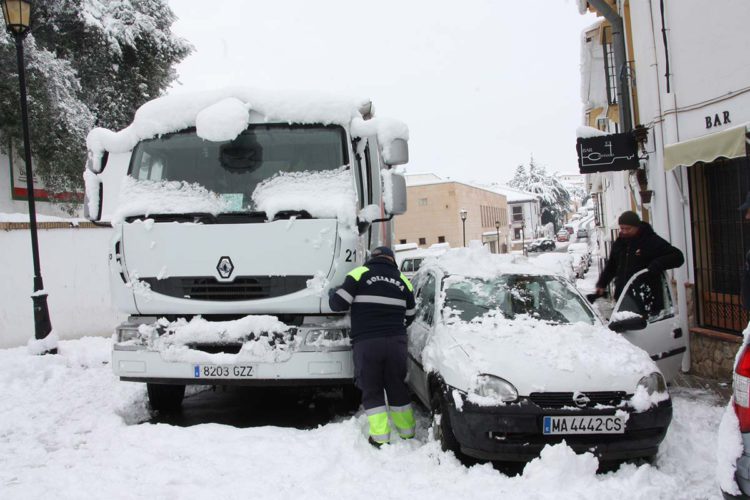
543;415;625;435
193;365;255;379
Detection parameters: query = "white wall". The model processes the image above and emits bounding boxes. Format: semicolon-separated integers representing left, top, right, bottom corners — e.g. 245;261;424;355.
0;226;124;348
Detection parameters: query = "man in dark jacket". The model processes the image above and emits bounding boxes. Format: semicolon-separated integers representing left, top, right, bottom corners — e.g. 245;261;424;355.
595;211;684;303
329;246;416;447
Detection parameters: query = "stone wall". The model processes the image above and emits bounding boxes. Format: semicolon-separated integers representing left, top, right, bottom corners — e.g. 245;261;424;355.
689;329;742;381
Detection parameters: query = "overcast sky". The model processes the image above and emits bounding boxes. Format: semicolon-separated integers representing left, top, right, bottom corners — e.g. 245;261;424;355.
167;1;597;184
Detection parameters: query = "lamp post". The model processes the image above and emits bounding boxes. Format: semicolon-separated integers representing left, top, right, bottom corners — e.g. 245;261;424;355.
495;220;501;254
459;209;467;247
2;0;55;352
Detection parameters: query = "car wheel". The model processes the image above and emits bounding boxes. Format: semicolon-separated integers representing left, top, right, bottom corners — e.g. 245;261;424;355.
431;385;461;454
147;383;185;412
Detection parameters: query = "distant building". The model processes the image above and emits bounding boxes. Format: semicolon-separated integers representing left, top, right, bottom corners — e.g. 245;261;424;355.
486;184;543;250
396;173;510;252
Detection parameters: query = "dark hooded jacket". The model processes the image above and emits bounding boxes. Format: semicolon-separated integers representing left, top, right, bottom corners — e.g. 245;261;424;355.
329;256;416;343
596;222;684;299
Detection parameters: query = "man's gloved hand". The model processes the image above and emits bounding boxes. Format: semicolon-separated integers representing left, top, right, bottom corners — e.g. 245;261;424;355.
586;289;608;304
328;287;338;300
647;263;662;276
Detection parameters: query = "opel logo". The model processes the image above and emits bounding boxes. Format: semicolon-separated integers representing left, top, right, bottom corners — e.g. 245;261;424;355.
573;393;591;408
217;256;234;279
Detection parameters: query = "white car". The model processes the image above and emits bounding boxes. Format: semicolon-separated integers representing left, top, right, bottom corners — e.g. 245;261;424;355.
407;249;685;462
567;242;591;278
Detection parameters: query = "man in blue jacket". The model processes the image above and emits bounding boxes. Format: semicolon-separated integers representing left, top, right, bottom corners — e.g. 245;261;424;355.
329;246;416;447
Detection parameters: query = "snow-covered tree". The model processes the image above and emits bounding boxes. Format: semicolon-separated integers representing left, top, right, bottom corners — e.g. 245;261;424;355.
508;157;572;229
0;0;191;203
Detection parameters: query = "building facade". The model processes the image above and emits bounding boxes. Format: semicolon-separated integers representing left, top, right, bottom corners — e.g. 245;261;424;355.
579;0;750;379
395;174;510;252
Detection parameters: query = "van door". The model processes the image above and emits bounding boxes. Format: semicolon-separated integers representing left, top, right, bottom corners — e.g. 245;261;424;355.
610;269;687;381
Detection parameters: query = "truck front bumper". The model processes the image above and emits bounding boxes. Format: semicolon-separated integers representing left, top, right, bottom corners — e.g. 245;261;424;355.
113;344;354;386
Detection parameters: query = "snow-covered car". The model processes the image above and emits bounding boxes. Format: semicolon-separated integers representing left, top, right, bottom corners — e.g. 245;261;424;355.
528;238;556;253
567;242;591;278
557;230;570;242
400;257;424;280
718;338;750;499
407;248;684;463
577;228;589;239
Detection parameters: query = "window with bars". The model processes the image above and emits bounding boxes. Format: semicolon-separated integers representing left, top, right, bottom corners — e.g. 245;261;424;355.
689;156;750;334
602;25;618;106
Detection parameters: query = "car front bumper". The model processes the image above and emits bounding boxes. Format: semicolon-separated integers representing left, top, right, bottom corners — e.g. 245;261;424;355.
446;394;672;462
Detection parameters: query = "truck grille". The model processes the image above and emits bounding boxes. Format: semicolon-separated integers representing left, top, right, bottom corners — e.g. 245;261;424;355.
142;276;312;301
528;391;626;409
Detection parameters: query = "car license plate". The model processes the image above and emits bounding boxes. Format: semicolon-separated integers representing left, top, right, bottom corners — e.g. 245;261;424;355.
193;365;255;379
543;415;625;435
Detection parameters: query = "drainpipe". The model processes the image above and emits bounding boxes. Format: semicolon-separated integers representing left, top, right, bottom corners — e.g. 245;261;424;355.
588;0;633;132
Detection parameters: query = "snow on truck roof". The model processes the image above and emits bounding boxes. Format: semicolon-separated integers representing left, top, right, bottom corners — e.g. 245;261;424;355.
85;87;408;156
424;247;570;279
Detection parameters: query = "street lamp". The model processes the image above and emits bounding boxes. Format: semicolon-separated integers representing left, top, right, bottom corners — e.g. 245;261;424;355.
459;209;467;247
2;0;55;353
495;220;501;254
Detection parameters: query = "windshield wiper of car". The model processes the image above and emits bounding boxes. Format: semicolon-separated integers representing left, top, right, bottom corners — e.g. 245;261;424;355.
124;212;268;224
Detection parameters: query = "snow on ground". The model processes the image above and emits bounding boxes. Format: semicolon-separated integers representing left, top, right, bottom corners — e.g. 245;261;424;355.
0;337;726;499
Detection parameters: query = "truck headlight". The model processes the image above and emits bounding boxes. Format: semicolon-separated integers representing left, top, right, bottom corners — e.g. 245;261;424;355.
303;329;350;350
473;374;518;403
637;372;667;395
116;324;141;343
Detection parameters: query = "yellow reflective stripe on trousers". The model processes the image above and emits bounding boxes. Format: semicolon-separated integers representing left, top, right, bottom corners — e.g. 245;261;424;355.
367;410;391;443
389;404;416;438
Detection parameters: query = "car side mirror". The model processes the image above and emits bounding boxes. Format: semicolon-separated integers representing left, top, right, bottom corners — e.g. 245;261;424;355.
608;315;647;333
382;138;409;166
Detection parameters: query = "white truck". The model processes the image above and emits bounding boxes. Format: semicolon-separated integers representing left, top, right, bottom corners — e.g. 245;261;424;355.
83;89;409;410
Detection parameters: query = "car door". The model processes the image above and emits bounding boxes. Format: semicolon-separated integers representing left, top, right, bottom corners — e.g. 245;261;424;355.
407;272;438;406
609;269;686;381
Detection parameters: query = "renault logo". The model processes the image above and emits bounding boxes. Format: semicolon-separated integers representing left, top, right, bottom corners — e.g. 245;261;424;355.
217;256;234;279
573;393;591;408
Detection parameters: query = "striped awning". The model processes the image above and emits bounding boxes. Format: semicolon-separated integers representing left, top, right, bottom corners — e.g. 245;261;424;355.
664;123;749;171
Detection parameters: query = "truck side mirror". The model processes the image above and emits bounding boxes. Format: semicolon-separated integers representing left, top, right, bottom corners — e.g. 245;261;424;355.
384;171;407;215
83;170;103;221
87;149;109;174
382;138;409;166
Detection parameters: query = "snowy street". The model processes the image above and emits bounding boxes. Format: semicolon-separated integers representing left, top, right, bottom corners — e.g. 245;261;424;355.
0;337;727;500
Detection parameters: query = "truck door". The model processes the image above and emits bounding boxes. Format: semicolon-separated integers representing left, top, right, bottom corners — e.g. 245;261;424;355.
610;269;687;381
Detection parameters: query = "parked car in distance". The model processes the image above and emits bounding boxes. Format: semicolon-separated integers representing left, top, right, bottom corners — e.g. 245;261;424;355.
407;249;685;464
557;230;570;242
577;227;589;239
528;238;556;253
567;242;591;278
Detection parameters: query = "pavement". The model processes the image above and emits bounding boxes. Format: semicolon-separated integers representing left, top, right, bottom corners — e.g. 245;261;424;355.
671;370;733;405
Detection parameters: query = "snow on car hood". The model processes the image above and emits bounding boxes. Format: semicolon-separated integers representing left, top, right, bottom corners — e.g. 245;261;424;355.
422;314;659;397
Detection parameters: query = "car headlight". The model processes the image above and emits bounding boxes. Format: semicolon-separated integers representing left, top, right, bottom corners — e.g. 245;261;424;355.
637;372;667;395
473;374;518;403
303;329;350;349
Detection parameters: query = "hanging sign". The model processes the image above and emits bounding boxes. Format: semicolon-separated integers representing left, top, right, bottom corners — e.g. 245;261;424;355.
577;132;639;174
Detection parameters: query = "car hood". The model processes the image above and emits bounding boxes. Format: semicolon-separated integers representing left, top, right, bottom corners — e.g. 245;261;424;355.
421;315;658;396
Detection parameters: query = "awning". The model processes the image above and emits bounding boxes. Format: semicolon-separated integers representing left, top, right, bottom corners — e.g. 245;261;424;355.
664;123;749;171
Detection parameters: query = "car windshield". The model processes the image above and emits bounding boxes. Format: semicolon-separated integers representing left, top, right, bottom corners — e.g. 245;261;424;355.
442;274;596;325
128;124;347;212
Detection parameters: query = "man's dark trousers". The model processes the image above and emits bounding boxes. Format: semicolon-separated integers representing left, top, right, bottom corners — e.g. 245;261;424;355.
353;335;414;443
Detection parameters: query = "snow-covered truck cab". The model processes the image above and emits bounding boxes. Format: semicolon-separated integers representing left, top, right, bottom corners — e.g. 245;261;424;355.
83;90;409;410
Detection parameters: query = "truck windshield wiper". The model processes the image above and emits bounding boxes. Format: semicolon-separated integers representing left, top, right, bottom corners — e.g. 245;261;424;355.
273;210;313;221
124;212;268;224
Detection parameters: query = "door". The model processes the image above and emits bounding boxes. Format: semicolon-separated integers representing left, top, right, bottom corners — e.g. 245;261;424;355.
407;272;438;406
610;269;687;381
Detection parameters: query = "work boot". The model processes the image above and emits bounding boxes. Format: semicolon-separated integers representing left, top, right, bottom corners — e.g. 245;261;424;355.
368;436;386;448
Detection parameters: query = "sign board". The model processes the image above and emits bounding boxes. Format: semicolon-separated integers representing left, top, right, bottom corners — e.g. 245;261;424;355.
577;132;638;174
7;141;81;202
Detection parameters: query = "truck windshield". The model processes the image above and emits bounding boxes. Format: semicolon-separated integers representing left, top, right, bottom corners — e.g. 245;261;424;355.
128;124;348;212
